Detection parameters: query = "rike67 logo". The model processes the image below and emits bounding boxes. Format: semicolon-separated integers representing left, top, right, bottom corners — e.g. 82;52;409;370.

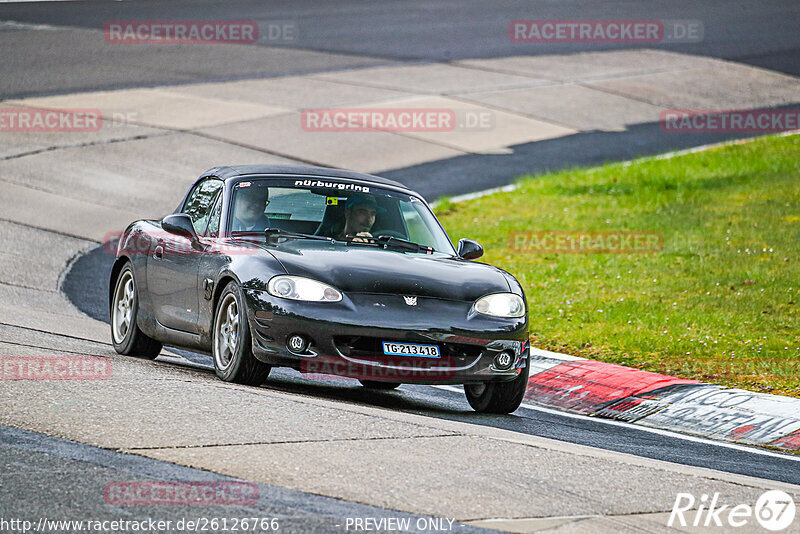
669;490;796;531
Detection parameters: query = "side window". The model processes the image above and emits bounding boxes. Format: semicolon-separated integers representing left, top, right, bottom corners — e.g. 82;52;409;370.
183;178;223;233
400;199;451;251
204;192;223;237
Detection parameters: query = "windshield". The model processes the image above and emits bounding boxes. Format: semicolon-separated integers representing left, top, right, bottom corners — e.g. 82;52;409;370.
228;178;456;254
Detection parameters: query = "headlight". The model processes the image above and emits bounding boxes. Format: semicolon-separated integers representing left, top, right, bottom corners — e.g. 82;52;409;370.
267;276;342;302
473;293;525;318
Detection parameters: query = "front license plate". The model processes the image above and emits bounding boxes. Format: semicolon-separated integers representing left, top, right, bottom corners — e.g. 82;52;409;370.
382;342;440;358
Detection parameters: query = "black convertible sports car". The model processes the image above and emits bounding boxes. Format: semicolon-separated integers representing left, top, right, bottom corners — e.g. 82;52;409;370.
110;165;530;413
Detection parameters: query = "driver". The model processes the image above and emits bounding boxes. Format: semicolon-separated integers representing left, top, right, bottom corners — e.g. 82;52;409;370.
335;193;384;241
231;184;270;232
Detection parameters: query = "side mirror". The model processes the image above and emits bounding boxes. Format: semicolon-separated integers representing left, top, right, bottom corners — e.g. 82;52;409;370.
162;214;198;241
457;238;483;260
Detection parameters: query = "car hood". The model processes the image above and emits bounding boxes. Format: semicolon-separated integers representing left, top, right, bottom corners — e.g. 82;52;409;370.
259;241;511;301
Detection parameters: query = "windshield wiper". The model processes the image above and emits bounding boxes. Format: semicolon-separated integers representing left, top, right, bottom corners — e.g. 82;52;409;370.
263;228;333;245
347;235;434;253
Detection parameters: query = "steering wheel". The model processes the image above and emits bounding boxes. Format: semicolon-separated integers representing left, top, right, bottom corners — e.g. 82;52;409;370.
374;230;406;239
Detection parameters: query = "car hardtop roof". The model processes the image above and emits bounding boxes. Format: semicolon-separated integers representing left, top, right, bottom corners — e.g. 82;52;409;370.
202;164;412;192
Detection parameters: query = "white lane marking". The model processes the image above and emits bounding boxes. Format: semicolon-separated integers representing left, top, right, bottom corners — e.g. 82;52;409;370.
433;184;518;206
433;385;800;463
0;20;60;30
527;357;563;376
529;347;585;361
432;132;800;209
622;129;800;166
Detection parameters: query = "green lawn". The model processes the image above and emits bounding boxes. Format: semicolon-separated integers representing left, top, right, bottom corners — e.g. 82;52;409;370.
435;134;800;397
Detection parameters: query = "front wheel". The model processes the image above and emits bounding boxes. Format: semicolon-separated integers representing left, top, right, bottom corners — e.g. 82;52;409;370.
465;357;530;414
213;282;271;386
111;263;162;358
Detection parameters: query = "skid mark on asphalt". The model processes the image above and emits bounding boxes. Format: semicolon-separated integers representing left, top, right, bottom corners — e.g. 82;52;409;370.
0;131;173;162
0;339;107;357
0;321;109;346
124;433;462;452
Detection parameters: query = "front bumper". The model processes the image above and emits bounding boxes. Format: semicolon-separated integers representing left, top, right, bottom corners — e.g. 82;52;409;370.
244;289;529;385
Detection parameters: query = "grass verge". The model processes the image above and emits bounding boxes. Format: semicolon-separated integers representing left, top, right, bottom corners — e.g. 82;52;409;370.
435;134;800;397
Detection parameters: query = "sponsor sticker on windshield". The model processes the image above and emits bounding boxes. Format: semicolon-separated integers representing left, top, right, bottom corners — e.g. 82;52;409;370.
294;179;370;193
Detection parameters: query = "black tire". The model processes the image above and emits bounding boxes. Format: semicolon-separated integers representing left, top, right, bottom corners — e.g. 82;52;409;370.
464;356;530;414
359;380;401;390
110;263;162;358
212;282;271;386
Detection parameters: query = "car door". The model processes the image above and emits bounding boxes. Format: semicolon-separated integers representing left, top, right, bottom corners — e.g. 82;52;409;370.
147;177;223;334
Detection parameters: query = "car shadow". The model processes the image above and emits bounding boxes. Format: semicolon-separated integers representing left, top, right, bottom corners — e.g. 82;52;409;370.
163;347;518;421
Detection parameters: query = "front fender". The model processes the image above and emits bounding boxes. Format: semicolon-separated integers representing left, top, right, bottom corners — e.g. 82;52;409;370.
198;247;287;346
111;219;161;338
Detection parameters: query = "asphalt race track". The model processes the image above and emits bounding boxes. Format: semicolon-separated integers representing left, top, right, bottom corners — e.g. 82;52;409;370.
0;424;486;533
3;1;799;199
61;184;800;488
2;1;800;532
119;351;800;487
2;0;800;97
